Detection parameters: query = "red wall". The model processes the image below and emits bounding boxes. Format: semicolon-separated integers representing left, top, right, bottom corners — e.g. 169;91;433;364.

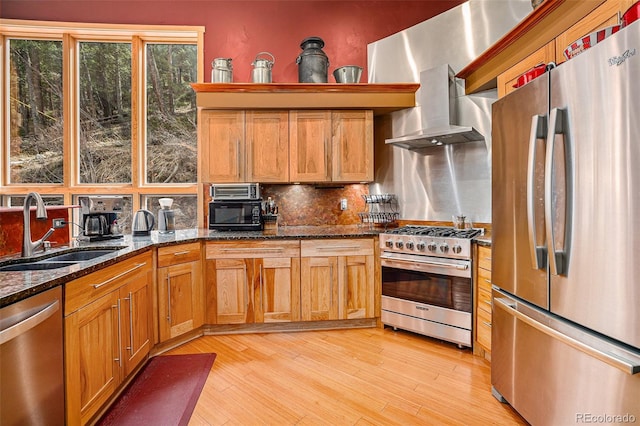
1;0;465;83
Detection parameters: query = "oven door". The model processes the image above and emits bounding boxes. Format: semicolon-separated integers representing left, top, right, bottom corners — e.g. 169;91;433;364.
380;252;472;312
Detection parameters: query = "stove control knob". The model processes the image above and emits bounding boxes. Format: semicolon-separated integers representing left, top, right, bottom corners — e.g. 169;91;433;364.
416;242;426;251
405;241;414;250
396;241;404;249
385;240;394;248
452;244;462;254
439;243;449;253
427;242;437;252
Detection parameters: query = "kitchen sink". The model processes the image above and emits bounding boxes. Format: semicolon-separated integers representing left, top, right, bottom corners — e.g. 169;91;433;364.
42;249;118;262
0;261;77;272
0;247;121;273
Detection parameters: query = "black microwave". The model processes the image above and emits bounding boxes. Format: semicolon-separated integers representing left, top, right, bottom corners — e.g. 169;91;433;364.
209;200;263;231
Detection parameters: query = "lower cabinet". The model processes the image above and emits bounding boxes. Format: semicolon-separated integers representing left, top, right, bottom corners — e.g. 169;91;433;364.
64;251;153;426
474;244;493;357
205;240;301;324
300;239;375;321
156;242;204;342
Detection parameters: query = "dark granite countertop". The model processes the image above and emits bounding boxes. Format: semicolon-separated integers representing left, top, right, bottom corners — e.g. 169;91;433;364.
0;225;381;307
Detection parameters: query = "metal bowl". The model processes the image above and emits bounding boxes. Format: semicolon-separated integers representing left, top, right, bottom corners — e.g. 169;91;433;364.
333;65;363;83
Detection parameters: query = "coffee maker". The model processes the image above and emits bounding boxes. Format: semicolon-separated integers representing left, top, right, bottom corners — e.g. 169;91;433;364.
79;196;124;241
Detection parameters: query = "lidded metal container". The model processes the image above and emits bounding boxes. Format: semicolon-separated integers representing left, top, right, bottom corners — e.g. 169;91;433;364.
296;36;329;83
251;52;275;83
211;57;233;82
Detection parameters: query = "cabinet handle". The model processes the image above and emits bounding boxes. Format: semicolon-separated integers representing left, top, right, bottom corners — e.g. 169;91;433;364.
93;263;146;289
483;300;492;306
220;248;283;253
317;245;360;251
484;279;491;284
482;321;492;328
113;301;122;367
330;264;334;307
123;292;134;355
166;275;172;324
259;264;263;310
484;257;492;261
236;140;241;180
172;250;190;256
243;263;249;310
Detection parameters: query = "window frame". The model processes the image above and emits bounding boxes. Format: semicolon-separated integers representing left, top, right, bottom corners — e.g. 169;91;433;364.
0;19;204;221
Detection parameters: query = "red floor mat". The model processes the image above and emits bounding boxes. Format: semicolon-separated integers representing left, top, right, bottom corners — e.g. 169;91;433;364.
97;353;216;426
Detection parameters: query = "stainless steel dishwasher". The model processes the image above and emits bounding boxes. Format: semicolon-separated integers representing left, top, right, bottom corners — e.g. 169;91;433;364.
1;286;64;425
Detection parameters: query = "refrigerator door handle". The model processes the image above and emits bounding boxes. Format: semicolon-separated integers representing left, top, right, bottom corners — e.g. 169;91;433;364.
493;296;640;375
544;107;570;275
527;114;548;270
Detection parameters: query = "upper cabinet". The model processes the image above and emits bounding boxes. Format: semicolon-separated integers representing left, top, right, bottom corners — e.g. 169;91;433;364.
458;0;635;96
193;83;417;184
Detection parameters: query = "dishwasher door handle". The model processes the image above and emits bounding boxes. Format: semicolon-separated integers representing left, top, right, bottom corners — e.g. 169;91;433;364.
0;299;60;345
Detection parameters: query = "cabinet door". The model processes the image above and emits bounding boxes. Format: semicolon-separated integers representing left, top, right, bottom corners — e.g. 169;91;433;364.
496;41;555;98
555;0;622;65
255;256;301;323
209;258;252;324
340;254;375;319
65;291;121;426
120;269;152;376
289;110;332;182
246;110;289;182
201;110;245;182
157;261;204;341
331;110;373;182
301;256;339;321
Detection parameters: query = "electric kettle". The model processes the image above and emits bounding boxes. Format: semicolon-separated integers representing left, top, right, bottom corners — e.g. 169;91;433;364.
132;209;155;236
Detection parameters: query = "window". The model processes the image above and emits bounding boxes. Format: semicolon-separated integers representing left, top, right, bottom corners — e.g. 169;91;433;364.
8;39;63;184
1;20;204;230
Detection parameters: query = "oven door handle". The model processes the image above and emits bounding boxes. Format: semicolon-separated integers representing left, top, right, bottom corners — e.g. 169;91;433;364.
380;253;469;271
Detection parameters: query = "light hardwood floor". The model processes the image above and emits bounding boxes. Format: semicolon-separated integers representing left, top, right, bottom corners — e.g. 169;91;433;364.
165;327;528;425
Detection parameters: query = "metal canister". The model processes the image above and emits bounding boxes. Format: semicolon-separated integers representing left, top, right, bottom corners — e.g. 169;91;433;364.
251;52;275;83
296;37;329;83
211;58;233;83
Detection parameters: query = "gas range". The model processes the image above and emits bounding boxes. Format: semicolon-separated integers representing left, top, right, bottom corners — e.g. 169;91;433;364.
380;225;482;260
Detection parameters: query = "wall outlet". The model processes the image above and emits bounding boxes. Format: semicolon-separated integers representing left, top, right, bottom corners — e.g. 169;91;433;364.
340;198;348;211
52;218;66;229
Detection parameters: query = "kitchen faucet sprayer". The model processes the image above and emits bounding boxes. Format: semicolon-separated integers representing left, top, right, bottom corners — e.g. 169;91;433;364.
22;192;55;257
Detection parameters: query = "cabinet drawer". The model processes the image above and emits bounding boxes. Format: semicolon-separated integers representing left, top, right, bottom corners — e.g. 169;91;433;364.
478;245;492;271
65;251;152;315
301;238;374;257
477;266;492;293
158;242;201;267
477;287;492;315
476;306;492;350
207;240;300;259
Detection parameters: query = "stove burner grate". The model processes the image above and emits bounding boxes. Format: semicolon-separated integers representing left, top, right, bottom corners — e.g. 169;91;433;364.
385;225;481;239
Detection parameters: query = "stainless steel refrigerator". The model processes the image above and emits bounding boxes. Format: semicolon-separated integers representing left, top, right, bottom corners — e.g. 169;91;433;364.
491;21;640;425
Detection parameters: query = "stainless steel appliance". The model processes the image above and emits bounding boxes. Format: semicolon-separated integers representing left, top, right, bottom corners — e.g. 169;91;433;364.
79;195;124;241
1;287;64;425
491;22;640;424
132;209;155;236
210;183;260;201
379;225;481;347
157;198;176;234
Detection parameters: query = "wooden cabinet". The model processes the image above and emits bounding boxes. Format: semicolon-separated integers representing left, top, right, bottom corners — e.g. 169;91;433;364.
64;251;152;425
496;0;632;98
201;110;289;183
201;108;373;184
290;110;373;183
157;242;204;342
331;110;373;182
300;238;375;321
474;245;493;357
205;240;301;324
289;110;332;182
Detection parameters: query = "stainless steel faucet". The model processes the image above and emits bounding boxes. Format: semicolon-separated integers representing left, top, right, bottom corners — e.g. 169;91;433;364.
22;192;55;258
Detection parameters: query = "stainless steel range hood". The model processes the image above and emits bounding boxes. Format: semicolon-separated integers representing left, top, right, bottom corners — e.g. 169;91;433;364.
385;64;484;149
